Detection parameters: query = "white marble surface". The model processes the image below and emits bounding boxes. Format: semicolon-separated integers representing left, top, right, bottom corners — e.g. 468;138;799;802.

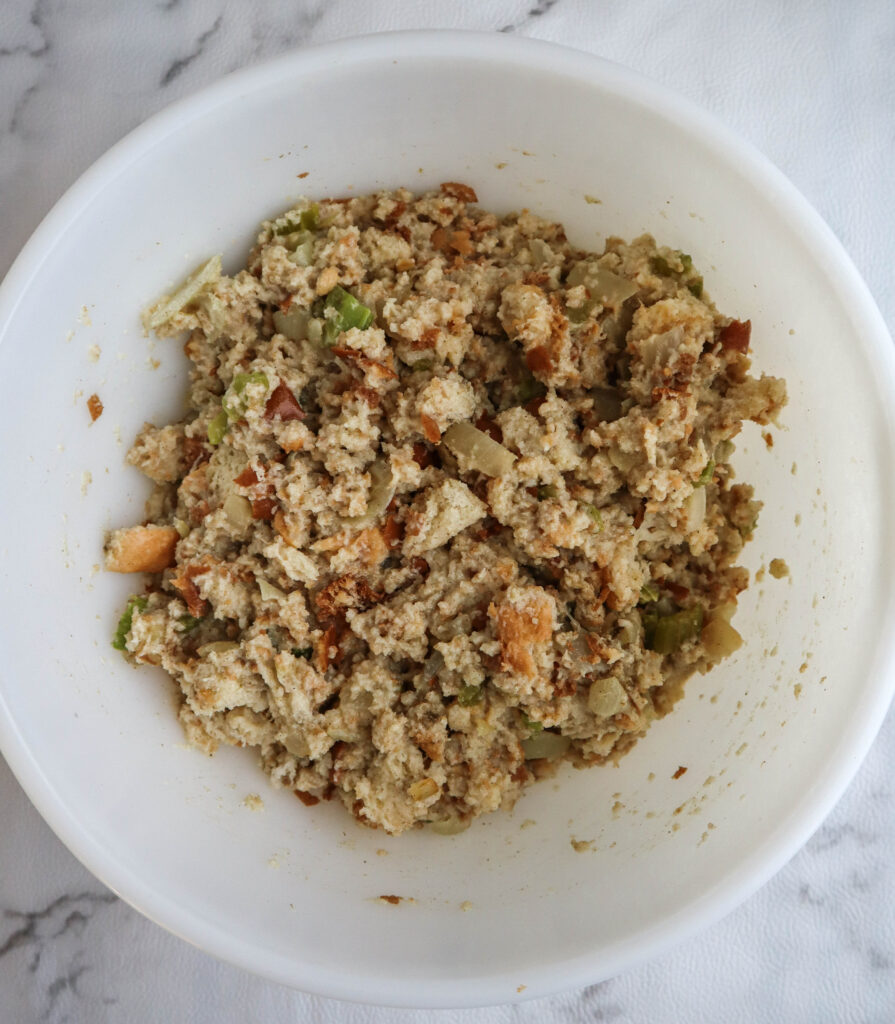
1;1;894;1020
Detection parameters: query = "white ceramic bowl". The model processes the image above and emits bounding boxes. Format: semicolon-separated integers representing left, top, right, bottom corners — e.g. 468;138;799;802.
1;31;894;1008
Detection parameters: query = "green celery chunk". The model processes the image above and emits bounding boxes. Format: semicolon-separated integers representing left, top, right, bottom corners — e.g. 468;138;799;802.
579;501;604;529
696;459;715;486
322;286;374;344
275;203;319;236
715;439;735;463
639;582;660;603
231;370;270;395
207;409;228;445
457;685;483;707
566;300;595;325
651;252;701;296
517;371;546;405
223;371;270;422
177;614;203;632
299;203;319;231
650;255;673;276
112;595;148;651
643;605;704;655
521;714;543;734
537;484;558;500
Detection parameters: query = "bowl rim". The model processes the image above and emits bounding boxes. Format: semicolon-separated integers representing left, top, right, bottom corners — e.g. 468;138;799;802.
1;29;894;1008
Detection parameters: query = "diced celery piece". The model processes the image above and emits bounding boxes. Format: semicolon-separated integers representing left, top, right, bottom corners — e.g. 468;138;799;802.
207;409;228;445
112;595;148;651
650;255;673;276
457;685;483;707
299;203;319;231
321;286;374;344
222;371;269;422
275;203;319;236
695;460;715;486
579;501;603;529
643;605;704;655
517;370;546;404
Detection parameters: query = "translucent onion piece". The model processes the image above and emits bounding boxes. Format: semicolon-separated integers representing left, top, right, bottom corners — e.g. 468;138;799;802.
521;731;571;760
685;485;707;532
428;817;471;835
223;493;253;530
408;777;439;801
567;260;637;307
197;641;239;657
608;447;638;473
701;616;743;662
341;459;395;528
442;422;517;477
257;578;286;602
587;676;629;718
273;307;312;342
143;255;222;332
283;733;310;758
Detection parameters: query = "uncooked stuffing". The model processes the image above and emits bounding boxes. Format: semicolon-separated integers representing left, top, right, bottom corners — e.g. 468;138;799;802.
105;184;785;834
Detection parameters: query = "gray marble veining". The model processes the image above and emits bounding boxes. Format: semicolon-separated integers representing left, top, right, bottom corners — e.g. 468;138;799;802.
1;0;893;1021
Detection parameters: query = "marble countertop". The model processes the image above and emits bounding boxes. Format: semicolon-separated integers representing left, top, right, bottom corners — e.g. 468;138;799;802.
2;1;893;1020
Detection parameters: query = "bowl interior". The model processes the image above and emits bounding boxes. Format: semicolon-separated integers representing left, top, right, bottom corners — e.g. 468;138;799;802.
1;34;893;1006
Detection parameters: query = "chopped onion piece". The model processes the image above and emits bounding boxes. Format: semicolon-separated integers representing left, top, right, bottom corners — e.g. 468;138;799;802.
341;459;395;528
283;733;309;758
428;817;471;835
408;777;439;801
615;612;641;647
257;578;286;602
142;255;222;332
701;616;743;661
223;493;253;530
197;641;239;657
442;422;517;477
567;260;637;308
307;318;324;345
287;231;316;267
529;238;553;268
587;676;629;718
712;601;738;623
273;308;312;343
608;447;638;473
521;731;571;760
684;485;706;532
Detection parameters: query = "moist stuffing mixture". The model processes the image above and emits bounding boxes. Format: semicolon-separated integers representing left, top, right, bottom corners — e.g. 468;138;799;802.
106;183;786;835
